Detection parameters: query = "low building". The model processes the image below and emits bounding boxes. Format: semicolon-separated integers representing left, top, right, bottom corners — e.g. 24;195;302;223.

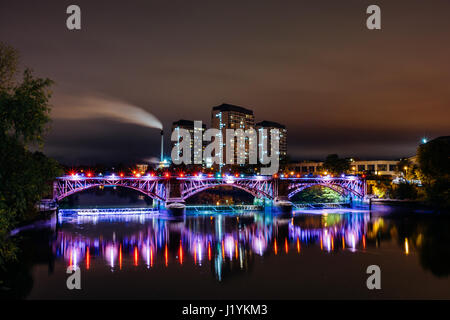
136;164;148;174
290;159;400;177
289;161;323;174
348;159;399;176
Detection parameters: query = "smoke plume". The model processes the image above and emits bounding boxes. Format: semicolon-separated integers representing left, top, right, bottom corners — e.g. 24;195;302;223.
52;94;163;130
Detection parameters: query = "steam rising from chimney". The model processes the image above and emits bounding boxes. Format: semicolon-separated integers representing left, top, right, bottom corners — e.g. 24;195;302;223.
53;94;163;130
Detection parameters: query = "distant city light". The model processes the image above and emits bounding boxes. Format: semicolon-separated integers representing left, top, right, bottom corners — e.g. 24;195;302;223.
421;137;428;144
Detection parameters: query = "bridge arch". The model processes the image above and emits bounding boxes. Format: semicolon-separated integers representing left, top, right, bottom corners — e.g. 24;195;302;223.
181;183;273;201
55;184;165;202
53;179;166;202
287;183;361;200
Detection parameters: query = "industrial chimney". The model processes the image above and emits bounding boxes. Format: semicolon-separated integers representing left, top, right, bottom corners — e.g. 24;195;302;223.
160;130;164;163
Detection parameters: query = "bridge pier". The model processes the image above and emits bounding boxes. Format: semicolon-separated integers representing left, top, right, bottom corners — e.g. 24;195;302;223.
165;198;186;216
273;197;293;217
273;178;293;217
165;178;186;216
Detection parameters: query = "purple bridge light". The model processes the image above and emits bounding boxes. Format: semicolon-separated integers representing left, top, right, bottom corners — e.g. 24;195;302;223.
52;175;366;204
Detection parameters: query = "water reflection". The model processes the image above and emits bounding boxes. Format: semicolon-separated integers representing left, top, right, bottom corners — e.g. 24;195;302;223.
55;211;392;281
2;209;450;299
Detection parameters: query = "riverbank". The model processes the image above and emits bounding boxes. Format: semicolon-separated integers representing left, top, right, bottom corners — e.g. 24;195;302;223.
370;199;449;215
7;210;57;237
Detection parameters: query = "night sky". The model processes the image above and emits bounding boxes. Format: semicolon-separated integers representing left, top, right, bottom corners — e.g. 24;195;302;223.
1;0;449;165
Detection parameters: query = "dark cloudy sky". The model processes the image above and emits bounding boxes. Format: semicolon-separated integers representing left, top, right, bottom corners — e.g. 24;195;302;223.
1;0;449;165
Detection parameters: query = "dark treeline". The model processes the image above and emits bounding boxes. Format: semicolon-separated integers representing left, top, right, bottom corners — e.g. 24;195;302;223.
0;43;62;271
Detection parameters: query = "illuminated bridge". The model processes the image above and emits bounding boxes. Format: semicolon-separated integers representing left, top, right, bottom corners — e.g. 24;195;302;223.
52;175;366;207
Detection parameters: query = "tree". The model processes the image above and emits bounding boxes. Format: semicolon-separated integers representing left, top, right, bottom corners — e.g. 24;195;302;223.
292;185;343;203
0;42;62;238
391;182;418;200
417;137;450;208
0;43;19;91
418;137;450;179
322;154;350;175
372;180;392;199
397;158;419;181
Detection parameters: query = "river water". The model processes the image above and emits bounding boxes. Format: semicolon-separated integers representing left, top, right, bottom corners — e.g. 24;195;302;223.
2;203;450;300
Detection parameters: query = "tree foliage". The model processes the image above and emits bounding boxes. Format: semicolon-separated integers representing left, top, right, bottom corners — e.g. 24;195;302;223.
417;138;450;208
397;158;420;181
0;43;19;91
293;185;344;203
0;42;62;237
322;154;350;175
418;138;450;179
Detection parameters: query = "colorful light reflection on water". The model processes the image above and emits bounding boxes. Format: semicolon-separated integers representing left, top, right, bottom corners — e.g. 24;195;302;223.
5;208;450;299
56;211;376;281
